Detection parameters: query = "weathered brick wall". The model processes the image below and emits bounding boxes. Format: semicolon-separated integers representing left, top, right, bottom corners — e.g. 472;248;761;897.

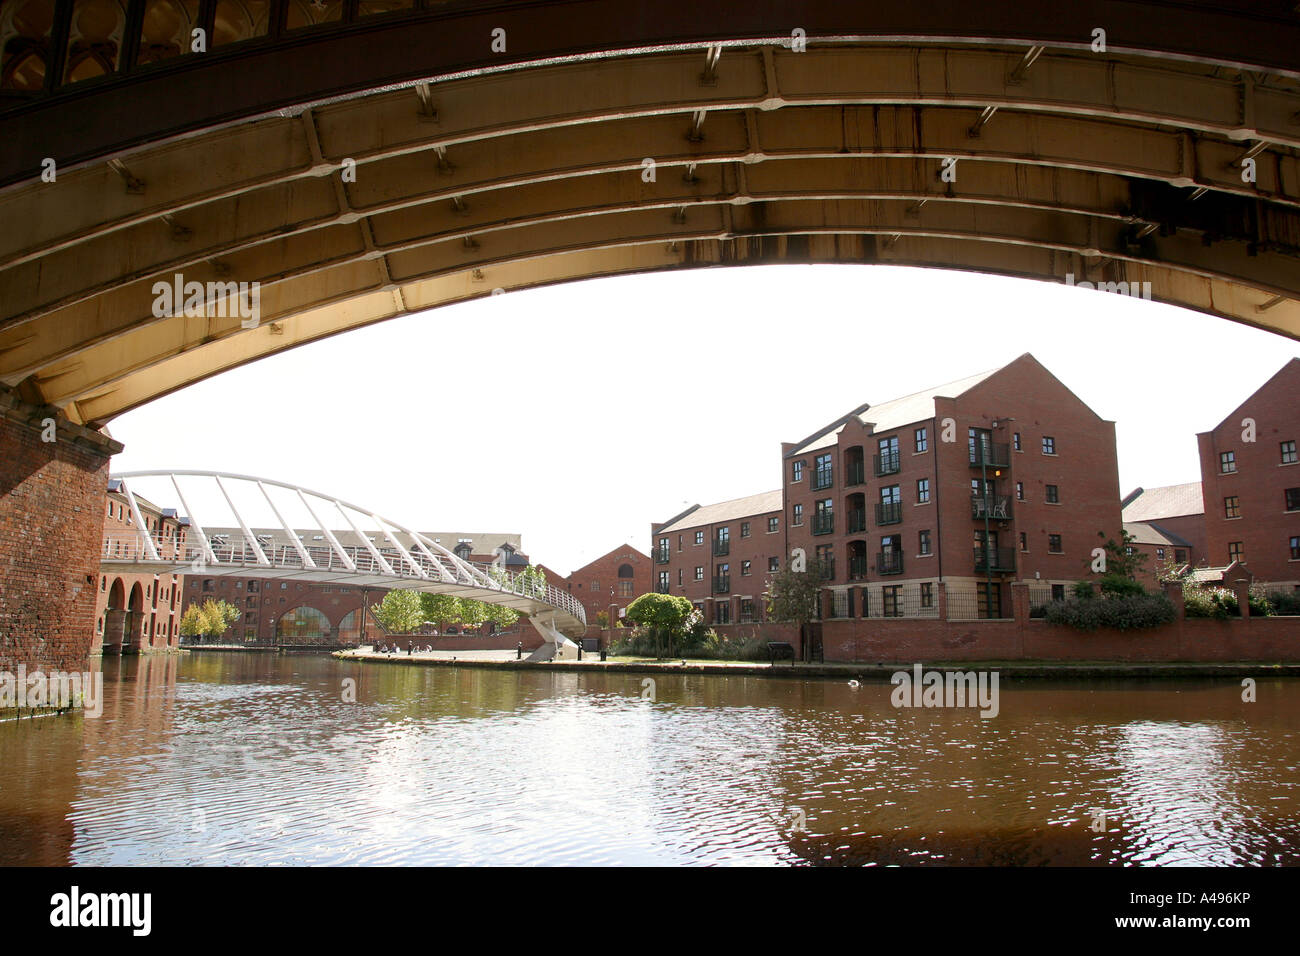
0;389;121;676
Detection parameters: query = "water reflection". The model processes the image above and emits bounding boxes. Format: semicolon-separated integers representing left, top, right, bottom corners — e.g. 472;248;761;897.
0;656;1296;865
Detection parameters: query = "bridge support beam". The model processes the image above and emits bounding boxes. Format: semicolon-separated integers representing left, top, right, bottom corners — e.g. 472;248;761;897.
0;383;120;700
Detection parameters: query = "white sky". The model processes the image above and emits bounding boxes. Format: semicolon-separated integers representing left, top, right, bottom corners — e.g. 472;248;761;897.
109;265;1296;575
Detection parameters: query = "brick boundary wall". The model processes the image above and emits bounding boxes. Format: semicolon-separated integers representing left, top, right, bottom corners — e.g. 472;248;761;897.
1;387;121;682
794;580;1300;663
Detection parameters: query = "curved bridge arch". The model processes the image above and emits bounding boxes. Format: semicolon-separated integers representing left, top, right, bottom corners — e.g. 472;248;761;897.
102;470;587;640
2;3;1299;423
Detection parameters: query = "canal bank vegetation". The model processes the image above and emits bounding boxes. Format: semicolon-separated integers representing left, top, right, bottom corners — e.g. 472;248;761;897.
1037;535;1176;632
614;593;776;661
179;599;242;642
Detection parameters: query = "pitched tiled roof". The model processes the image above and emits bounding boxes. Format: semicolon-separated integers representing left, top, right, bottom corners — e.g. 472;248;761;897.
1121;483;1204;521
1124;520;1192;548
786;367;1002;456
657;490;783;534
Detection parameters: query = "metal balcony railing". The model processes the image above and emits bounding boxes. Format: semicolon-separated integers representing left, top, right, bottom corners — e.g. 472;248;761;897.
812;512;834;535
846;509;867;533
873;452;901;476
713;540;730;556
875;501;903;525
969;441;1011;468
849;555;868;580
970;495;1014;520
846;460;866;486
812;468;833;490
819;558;836;581
655;547;670;564
974;547;1016;573
877;551;904;575
655;581;671;594
713;575;730;594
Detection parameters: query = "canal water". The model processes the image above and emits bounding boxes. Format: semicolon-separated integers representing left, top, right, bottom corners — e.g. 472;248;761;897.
2;653;1298;866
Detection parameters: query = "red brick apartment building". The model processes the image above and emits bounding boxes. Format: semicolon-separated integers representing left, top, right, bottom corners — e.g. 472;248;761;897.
1197;357;1300;588
651;491;785;624
1121;482;1204;587
781;353;1122;620
545;544;653;625
94;479;189;655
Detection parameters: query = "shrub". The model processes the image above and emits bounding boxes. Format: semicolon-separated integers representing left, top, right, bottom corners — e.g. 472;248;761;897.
1043;593;1176;631
1098;574;1145;598
1072;580;1095;600
1182;584;1273;618
1265;590;1300;616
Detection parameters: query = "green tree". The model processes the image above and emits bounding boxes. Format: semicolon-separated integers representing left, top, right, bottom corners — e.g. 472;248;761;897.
373;589;425;633
1088;529;1147;580
764;555;830;660
180;599;241;642
419;592;463;629
625;592;696;658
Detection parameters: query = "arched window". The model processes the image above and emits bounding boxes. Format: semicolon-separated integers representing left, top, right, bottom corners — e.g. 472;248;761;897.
276;605;330;641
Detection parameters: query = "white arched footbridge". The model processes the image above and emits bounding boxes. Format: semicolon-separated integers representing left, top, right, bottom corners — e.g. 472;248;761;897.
102;470;586;644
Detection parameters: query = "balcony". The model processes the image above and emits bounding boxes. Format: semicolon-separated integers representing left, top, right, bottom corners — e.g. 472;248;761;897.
875;501;903;526
655;547;670;564
655;581;670;594
877;551;904;575
812;513;834;535
969;441;1011;468
713;575;730;594
849;555;868;580
873;452;901;476
970;495;1014;520
819;558;836;581
847;460;865;486
974;547;1016;573
812;469;833;491
846;508;867;534
713;540;730;556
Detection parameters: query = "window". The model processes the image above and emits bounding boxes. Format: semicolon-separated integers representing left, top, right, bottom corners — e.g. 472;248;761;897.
739;598;755;623
1283;441;1298;465
1051;584;1065;602
618;580;634;597
920;583;933;608
1016;481;1024;501
100;576;106;591
792;503;803;526
715;526;730;554
1292;536;1300;560
1225;495;1241;518
917;478;930;504
813;453;833;490
741;560;752;576
203;579;214;592
1175;549;1186;563
1285;488;1300;512
1156;547;1165;560
1013;432;1022;451
1048;534;1063;553
767;516;779;534
792;460;804;483
678;569;683;585
248;581;259;592
919;530;931;555
695;566;704;581
1046;484;1059;504
1229;542;1244;563
741;522;751;538
247;597;257;607
678;535;683;552
1019;532;1027;551
914;428;928;453
1220;451;1236;473
1041;436;1056;455
813;498;834;534
280;582;288;590
816;544;835;580
714;602;731;625
768;557;780;572
882;586;902;618
657;571;669;593
694;530;704;546
877;436;900;475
